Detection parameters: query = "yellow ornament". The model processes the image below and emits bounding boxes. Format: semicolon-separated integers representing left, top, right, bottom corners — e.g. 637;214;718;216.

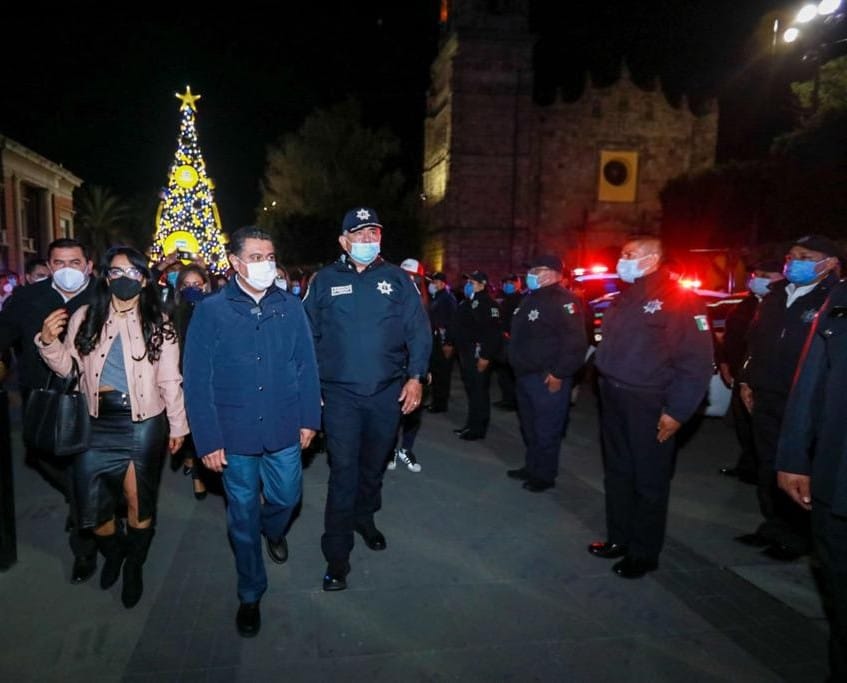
161;230;201;264
176;86;202;112
174;165;199;189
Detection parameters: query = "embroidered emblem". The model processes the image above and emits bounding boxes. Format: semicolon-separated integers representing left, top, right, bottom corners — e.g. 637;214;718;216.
694;314;709;332
801;309;818;324
356;208;371;221
491;307;500;318
643;299;663;314
472;300;479;309
376;280;393;295
528;309;540;322
563;303;575;315
331;285;353;296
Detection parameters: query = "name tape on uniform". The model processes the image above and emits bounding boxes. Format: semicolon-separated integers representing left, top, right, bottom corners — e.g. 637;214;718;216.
331;285;353;297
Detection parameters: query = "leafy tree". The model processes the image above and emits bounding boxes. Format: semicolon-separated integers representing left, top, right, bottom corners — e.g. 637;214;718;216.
73;185;132;261
258;99;423;266
790;55;847;114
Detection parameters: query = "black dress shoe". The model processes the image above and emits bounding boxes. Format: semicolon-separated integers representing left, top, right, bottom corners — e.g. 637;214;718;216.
453;427;469;435
494;401;517;411
427;406;447;413
719;466;740;477
762;543;804;562
322;561;351;591
506;467;530;480
612;556;658;579
458;431;484;441
355;523;387;551
587;541;628;559
734;532;771;547
522;479;555;492
71;555;97;584
236;601;261;637
266;535;289;564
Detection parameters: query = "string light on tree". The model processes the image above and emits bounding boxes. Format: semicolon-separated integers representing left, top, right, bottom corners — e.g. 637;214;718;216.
150;85;228;273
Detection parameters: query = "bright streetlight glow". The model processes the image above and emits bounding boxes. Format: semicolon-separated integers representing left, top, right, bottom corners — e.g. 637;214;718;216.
797;4;819;22
818;0;841;15
784;27;801;42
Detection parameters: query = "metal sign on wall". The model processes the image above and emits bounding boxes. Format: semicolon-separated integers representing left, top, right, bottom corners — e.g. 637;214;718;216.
598;150;639;203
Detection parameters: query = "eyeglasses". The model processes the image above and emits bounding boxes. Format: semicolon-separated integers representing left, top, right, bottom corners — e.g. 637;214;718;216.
107;267;144;280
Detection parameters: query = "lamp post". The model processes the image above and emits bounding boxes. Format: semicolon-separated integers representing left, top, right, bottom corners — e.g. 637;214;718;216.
779;0;847;113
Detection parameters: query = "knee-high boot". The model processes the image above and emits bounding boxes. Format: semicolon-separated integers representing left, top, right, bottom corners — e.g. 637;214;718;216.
96;532;125;590
122;526;155;608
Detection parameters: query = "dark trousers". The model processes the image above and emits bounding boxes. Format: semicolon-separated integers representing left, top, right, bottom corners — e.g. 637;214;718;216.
599;378;675;563
495;360;517;406
321;380;402;563
429;338;453;411
399;407;423;452
459;352;491;435
812;501;847;681
729;383;757;476
751;389;811;552
20;388;96;561
515;373;573;484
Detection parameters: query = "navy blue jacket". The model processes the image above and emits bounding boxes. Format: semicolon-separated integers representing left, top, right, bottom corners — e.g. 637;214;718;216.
303;255;432;395
595;269;713;423
741;274;838;395
509;284;587;379
777;281;847;515
449;290;503;361
182;278;322;458
429;288;457;333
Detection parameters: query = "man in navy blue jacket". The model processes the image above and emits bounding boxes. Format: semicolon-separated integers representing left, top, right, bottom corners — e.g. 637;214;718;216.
183;227;321;637
303;207;431;591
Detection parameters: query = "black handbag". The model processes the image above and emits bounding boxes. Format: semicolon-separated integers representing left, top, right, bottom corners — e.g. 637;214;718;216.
23;358;91;457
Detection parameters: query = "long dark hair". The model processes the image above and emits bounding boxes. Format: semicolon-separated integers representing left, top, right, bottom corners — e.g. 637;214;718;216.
75;246;176;363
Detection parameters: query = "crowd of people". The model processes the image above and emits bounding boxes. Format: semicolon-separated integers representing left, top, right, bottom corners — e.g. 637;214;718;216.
0;216;845;679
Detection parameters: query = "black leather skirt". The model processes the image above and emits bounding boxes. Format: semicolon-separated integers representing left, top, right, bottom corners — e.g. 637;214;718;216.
73;391;168;528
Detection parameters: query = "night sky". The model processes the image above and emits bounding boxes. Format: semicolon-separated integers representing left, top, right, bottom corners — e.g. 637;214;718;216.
1;1;794;233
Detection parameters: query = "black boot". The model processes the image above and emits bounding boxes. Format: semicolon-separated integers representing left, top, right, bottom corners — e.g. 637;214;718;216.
96;532;125;590
122;526;155;609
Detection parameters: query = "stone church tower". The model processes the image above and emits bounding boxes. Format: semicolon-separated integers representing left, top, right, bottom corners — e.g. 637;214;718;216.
421;0;718;282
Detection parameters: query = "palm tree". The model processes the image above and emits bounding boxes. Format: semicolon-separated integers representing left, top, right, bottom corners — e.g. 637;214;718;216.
74;185;131;261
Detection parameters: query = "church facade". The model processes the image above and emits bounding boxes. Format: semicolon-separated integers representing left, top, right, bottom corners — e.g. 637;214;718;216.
421;1;718;282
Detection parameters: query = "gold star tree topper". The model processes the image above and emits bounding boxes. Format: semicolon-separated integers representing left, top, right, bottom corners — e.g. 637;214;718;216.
176;86;201;111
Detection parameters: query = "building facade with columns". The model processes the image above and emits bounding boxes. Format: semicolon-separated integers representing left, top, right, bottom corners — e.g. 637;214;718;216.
0;136;82;276
421;1;718;283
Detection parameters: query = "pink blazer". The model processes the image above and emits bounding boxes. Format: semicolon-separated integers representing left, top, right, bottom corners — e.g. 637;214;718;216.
36;304;189;437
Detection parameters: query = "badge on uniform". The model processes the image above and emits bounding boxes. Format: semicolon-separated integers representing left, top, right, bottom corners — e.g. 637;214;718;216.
377;280;393;295
563;303;575;315
801;309;818;323
643;299;663;314
490;308;500;318
694;314;709;332
331;285;353;296
528;309;539;322
472;300;479;309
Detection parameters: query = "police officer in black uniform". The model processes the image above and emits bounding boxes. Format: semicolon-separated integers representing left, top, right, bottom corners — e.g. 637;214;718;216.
506;255;586;491
737;235;841;561
450;271;502;440
425;271;457;413
494;273;523;411
777;279;847;682
589;235;713;578
303;207;431;591
0;238;99;584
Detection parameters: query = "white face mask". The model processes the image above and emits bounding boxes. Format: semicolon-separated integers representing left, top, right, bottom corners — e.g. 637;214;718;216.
275;277;288;291
239;260;276;291
52;267;88;293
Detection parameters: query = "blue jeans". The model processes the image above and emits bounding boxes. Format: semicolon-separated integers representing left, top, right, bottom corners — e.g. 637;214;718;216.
222;443;302;603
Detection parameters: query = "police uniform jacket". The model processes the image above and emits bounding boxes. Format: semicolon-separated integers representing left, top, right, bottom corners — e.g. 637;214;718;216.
499;291;525;332
303;255;432;395
0;277;96;390
508;284;587;379
449;290;502;361
719;294;758;378
741;273;838;395
776;281;847;515
429;288;457;337
183;278;322;458
594;268;713;423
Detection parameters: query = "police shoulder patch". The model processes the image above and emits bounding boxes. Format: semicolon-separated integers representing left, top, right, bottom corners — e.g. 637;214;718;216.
694;314;709;332
563;303;575;315
491;307;500;318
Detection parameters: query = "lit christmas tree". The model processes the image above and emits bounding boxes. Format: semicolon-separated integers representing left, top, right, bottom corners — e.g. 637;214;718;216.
150;86;228;273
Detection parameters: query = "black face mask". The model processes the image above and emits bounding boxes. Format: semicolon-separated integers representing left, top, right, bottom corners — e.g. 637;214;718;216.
109;277;143;301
